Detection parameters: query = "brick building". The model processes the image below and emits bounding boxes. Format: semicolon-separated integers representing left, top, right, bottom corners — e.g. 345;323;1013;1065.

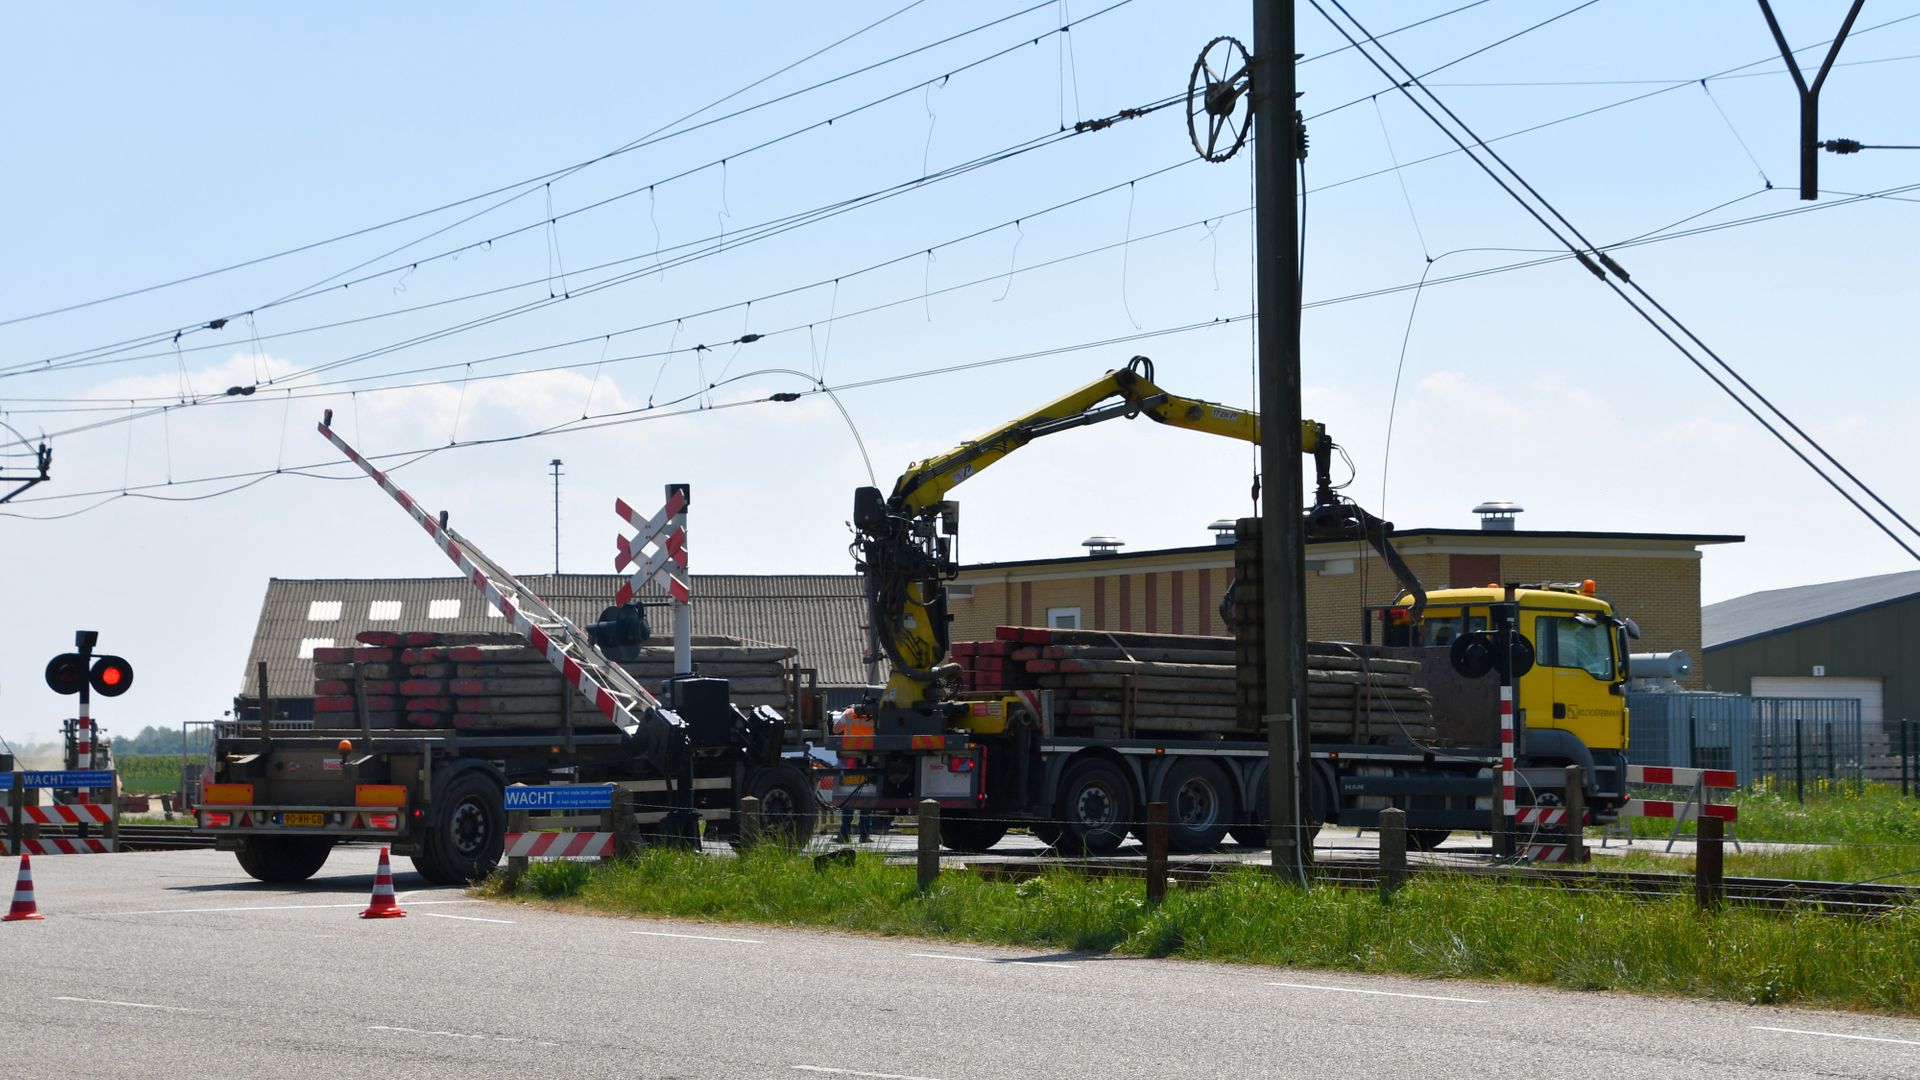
949;521;1739;686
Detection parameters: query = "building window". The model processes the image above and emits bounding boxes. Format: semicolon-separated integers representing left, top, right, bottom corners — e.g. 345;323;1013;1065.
367;601;403;621
947;584;975;600
428;599;461;619
1047;607;1081;630
297;637;334;659
1308;558;1355;576
306;600;342;621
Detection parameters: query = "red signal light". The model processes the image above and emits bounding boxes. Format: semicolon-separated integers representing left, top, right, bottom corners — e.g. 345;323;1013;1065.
89;655;133;697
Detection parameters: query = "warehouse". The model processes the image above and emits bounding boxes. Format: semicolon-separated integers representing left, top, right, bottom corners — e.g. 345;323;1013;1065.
1702;569;1920;742
948;507;1739;685
236;573;870;723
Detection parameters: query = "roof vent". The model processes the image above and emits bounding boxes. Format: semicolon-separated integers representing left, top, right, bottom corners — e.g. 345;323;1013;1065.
1472;501;1524;531
1082;536;1124;557
1208;519;1237;546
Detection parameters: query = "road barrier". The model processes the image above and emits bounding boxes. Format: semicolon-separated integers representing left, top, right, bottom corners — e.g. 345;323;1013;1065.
502;783;635;881
1618;764;1740;853
3;770;119;855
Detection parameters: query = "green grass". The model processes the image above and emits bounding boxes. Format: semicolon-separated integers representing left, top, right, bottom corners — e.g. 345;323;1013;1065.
485;846;1920;1015
1603;781;1920;884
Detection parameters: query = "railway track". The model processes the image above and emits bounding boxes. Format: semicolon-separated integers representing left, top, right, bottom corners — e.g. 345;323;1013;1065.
956;853;1920;918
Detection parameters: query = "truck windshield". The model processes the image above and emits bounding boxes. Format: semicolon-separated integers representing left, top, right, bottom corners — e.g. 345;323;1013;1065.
1536;616;1614;680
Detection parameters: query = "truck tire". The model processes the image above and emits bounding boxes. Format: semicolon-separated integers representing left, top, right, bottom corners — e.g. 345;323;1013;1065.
1054;757;1134;855
1406;828;1451;851
234;836;334;883
743;764;820;848
1029;820;1065;849
411;770;505;886
938;813;1009;853
1150;758;1237;853
1228;773;1324;848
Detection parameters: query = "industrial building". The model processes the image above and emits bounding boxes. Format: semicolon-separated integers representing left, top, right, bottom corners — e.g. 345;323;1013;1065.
949;505;1740;678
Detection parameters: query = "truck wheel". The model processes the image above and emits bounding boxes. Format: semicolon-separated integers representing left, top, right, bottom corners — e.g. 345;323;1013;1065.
1151;758;1237;853
1054;758;1134;855
743;764;820;848
938;814;1009;853
411;770;504;886
1406;828;1451;851
1229;775;1324;848
233;836;334;883
1029;821;1065;849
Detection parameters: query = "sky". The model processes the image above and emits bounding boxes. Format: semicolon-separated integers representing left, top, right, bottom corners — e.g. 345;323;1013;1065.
2;1;1917;748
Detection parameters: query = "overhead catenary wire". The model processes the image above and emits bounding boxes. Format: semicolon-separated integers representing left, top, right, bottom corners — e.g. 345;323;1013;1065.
0;0;1066;330
1311;0;1920;562
1;0;1145;376
0;314;1254;517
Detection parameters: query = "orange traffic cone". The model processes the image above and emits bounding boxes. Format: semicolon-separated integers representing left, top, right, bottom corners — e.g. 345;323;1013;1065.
359;846;407;919
4;854;44;921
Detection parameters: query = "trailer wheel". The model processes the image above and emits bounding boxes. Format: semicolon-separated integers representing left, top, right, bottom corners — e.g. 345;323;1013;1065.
1229;771;1325;848
411;770;505;886
1406;828;1451;851
1151;758;1237;853
1028;820;1065;849
938;813;1009;853
1054;758;1134;855
742;764;820;848
233;836;334;883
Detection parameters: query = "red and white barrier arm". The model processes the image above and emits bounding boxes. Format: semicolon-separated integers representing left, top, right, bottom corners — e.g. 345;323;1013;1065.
1626;765;1739;790
316;414;660;729
0;804;114;825
1618;797;1738;823
504;831;615;859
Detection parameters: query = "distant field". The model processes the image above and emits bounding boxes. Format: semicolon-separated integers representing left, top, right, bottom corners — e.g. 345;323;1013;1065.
115;753;188;794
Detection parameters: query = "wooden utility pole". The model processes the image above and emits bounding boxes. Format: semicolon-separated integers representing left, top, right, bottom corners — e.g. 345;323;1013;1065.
1253;0;1310;875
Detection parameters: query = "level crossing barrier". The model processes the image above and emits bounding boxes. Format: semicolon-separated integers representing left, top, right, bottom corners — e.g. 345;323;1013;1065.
2;770;120;854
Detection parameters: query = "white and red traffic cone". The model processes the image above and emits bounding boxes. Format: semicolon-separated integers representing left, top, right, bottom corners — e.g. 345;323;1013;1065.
359;846;407;919
4;854;44;921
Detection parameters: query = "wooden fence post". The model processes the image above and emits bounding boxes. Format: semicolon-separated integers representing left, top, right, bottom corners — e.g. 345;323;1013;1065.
738;795;762;846
1378;807;1406;901
505;809;529;885
917;799;940;893
610;789;637;858
1563;764;1586;864
1145;801;1168;904
1696;815;1724;911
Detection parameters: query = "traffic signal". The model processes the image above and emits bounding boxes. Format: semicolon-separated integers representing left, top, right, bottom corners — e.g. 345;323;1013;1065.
90;655;133;697
44;651;133;696
44;653;88;695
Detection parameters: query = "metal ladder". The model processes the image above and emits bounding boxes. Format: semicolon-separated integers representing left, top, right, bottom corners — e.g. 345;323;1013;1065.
315;409;668;737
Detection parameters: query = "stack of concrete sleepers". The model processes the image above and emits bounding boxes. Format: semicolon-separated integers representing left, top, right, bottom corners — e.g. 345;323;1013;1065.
311;631;797;729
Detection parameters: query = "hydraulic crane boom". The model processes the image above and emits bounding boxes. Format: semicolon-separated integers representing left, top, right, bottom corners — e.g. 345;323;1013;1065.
851;356;1426;727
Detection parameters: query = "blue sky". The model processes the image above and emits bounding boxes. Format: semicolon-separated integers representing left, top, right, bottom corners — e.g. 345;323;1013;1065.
2;1;1917;746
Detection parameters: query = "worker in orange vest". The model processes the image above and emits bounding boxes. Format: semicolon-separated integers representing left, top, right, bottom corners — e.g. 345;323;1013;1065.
833;705;876;843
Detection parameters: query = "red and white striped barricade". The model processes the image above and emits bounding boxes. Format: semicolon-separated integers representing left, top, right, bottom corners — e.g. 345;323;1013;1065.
1616;764;1740;853
3;769;119;855
502;784;626;879
1511;805;1594;863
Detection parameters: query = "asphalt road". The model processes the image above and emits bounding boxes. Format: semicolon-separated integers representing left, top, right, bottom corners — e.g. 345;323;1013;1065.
4;849;1918;1079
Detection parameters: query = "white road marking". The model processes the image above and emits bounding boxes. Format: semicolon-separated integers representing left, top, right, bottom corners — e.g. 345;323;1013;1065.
423;912;514;924
791;1060;948;1068
1267;981;1487;1004
103;899;482;916
1753;1025;1920;1048
371;1025;557;1047
911;952;1076;969
631;930;764;944
53;996;201;1013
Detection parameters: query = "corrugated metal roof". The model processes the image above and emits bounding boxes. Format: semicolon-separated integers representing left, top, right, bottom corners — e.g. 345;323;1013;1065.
1703;569;1920;649
239;574;869;700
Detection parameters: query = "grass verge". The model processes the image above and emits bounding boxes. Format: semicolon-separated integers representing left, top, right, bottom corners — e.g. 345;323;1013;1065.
484;846;1920;1016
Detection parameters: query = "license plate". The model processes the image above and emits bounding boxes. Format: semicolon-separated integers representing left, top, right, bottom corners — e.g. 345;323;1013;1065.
283;812;325;827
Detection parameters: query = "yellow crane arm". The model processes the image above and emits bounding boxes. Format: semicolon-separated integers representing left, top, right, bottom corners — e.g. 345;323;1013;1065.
889;355;1311;515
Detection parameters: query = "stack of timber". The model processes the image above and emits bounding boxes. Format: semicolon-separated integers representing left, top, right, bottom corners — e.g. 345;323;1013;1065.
950;625;1433;742
949;639;1039;692
310;630;797;730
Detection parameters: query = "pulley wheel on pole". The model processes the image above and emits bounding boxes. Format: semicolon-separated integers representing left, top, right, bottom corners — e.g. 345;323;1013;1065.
1188;36;1253;163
